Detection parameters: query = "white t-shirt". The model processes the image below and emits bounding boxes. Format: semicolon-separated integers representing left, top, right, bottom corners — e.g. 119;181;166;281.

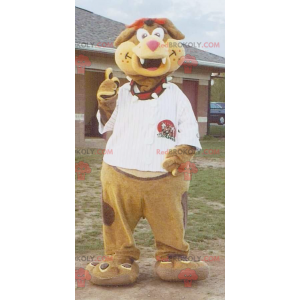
97;82;201;172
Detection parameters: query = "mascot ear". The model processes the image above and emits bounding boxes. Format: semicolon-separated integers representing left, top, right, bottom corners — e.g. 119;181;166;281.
163;19;185;40
114;27;136;47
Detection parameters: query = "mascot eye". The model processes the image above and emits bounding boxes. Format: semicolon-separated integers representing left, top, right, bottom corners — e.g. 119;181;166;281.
152;28;164;40
137;29;150;42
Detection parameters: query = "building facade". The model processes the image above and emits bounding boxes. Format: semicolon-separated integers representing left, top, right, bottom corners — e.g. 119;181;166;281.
75;7;225;148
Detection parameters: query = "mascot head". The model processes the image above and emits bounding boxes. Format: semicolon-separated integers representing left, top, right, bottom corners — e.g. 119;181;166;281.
114;18;186;78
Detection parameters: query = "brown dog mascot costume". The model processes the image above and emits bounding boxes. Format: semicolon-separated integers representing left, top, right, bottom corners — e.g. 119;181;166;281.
86;18;209;286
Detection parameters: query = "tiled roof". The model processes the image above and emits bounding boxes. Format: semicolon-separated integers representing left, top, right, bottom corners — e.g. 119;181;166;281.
75;7;225;64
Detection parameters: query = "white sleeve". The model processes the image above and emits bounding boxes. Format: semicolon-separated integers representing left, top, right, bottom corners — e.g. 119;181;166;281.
176;89;202;151
96;103;118;134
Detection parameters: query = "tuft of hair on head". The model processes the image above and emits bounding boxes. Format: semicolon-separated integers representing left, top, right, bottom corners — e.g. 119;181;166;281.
114;18;185;46
126;18;166;29
144;19;154;26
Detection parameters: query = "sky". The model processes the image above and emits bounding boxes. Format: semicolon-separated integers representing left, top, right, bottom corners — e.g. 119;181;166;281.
75;0;225;57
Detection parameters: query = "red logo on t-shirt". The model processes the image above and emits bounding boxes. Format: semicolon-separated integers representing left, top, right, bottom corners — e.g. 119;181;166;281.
157;120;176;141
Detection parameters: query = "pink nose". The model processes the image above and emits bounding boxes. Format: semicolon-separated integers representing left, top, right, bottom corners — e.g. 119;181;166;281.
147;40;160;52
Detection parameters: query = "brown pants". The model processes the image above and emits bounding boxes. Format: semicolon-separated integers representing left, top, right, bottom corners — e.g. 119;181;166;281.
101;162;190;261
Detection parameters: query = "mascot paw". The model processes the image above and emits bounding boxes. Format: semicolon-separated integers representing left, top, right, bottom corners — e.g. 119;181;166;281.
155;259;209;282
86;260;139;286
162;145;196;176
162;156;181;175
97;68;120;102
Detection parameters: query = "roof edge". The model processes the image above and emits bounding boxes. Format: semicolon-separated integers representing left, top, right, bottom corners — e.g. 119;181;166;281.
75;6;94;14
75;43;225;69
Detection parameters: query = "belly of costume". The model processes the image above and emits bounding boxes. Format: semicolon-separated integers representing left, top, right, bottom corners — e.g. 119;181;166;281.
116;166;166;178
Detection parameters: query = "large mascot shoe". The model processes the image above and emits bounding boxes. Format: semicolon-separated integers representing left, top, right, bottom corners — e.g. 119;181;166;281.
86;260;139;286
155;259;209;282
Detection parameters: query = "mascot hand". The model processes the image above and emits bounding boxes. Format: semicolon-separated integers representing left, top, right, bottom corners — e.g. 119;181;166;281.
97;68;120;104
97;68;120;125
162;145;196;176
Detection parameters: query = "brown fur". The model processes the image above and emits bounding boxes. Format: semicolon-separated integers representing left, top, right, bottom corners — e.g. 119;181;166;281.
114;20;185;47
130;75;167;92
114;27;137;47
162;19;185;40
